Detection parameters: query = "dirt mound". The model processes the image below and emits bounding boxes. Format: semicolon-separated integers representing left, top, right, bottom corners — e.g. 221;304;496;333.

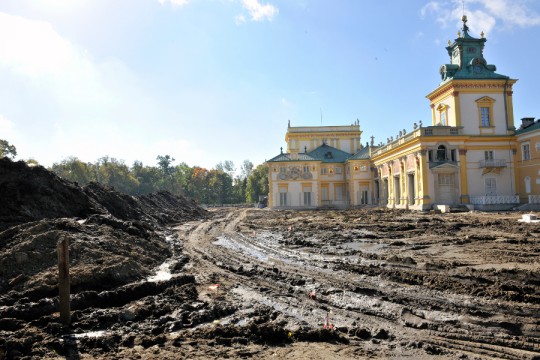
0;216;172;296
83;182;144;222
0;158;207;231
138;191;207;225
0;159;104;231
0;157;207;307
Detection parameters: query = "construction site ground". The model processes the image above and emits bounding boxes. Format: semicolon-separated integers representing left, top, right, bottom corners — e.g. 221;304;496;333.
1;160;540;359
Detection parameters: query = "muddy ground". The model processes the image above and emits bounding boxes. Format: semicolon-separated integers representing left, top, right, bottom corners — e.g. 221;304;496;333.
1;159;540;359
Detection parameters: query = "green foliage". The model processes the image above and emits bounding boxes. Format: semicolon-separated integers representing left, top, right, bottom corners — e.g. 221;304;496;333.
50;157;94;185
48;153;267;205
245;164;269;203
0;139;17;159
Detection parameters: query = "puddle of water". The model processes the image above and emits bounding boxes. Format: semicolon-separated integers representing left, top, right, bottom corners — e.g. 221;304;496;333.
214;236;269;262
71;330;106;339
147;261;173;282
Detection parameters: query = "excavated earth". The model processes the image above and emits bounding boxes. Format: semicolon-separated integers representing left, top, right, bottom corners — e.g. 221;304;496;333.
1;158;540;359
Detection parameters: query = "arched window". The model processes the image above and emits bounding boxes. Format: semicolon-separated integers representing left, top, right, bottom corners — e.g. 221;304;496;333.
436;145;447;161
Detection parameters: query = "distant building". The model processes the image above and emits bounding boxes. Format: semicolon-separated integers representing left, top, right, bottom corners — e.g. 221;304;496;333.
266;16;539;211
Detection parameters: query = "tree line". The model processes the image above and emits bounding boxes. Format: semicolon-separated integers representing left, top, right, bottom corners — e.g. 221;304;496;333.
1;139;268;205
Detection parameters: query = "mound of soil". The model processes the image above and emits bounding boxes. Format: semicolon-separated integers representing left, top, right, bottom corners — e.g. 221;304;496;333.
0;158;207;231
0;158;207;304
0;159;105;231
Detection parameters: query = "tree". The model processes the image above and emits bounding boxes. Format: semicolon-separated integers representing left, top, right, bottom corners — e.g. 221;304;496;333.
245;164;269;203
240;159;254;179
156;155;176;192
190;166;210;203
207;169;233;204
131;160;160;195
50;156;94;185
215;160;235;178
174;162;194;197
0;139;17;159
96;156;139;194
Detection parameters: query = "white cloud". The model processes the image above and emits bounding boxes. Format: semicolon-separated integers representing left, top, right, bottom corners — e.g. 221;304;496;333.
235;14;246;25
0;12;177;166
155;0;278;23
421;0;540;35
240;0;278;22
158;0;190;7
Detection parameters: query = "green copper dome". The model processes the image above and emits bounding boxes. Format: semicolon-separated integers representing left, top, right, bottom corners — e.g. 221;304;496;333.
439;15;508;82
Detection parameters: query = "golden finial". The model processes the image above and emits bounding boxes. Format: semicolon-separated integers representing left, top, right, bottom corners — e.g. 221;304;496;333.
448;40;451;46
481;31;485;38
462;15;467;22
457;30;461;37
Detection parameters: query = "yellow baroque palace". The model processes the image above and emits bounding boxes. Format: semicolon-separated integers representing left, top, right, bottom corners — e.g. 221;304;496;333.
266;16;540;211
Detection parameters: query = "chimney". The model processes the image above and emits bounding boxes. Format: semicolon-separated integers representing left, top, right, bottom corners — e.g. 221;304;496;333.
521;117;535;129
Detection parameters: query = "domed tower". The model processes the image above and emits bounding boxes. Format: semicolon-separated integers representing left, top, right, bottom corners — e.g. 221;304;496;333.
427;15;517;135
423;15;519;208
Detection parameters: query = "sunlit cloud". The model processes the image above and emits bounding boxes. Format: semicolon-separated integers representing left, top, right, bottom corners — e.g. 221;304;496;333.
241;0;278;22
158;0;190;7
0;12;178;166
421;0;540;35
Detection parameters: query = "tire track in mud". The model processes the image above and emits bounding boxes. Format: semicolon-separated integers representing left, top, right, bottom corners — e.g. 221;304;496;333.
182;208;540;359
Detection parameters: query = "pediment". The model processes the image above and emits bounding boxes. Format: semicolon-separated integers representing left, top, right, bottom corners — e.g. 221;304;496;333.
475;96;495;103
430;161;459;173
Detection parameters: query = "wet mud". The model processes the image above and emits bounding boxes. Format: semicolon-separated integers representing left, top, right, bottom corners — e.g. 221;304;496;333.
1;159;540;359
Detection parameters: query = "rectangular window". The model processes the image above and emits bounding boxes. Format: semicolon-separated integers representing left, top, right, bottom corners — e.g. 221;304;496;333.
360;190;369;205
335;186;343;201
321;168;328;174
279;193;287;206
279;187;287;207
321;187;329;201
335;167;342;174
485;178;496;196
484;151;494;161
480;107;490;127
522;143;531;160
303;192;311;206
303;166;310;173
279;167;286;173
303;186;312;206
428;150;433;162
440;111;447;126
450;149;457;162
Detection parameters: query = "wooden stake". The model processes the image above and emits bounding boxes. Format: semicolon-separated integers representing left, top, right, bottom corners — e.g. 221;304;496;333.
57;237;70;326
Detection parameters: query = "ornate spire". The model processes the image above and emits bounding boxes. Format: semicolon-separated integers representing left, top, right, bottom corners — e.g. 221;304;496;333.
462;15;469;34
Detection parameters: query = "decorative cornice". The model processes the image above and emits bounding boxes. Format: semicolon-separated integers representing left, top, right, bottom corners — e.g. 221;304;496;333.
427;79;517;101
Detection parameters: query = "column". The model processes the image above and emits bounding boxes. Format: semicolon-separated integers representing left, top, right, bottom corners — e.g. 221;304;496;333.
458;149;469;203
418;150;431;206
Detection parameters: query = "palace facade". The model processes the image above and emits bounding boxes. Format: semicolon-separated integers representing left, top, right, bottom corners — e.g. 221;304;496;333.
266;16;540;211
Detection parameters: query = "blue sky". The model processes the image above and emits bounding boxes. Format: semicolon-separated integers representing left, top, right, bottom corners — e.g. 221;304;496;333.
1;0;539;171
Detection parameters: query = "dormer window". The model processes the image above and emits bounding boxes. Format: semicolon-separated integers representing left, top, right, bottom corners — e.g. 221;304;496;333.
436;103;449;126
